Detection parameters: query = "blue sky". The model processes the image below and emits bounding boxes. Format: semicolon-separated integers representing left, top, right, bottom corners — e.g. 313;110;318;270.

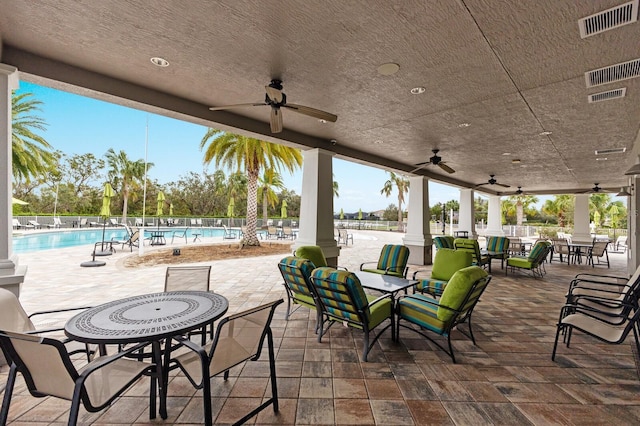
17;81;465;213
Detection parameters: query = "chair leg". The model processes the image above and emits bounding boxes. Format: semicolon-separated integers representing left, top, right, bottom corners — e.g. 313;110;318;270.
0;363;17;425
362;328;371;362
447;334;456;364
551;323;563;361
202;371;214;426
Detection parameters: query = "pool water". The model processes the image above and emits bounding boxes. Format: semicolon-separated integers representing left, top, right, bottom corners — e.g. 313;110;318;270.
12;228;226;254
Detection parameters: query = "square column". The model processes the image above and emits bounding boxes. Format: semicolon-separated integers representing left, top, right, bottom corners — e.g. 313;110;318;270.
293;149;340;266
572;194;591;242
0;64;27;298
628;176;640;276
403;176;432;265
458;188;477;238
486;195;504;236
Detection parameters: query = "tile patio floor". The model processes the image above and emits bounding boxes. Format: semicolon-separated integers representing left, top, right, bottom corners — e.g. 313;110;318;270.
1;230;639;425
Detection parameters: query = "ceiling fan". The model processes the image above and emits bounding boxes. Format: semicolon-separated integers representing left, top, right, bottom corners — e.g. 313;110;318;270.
209;79;338;133
411;149;455;174
475;175;510;188
515;186;524;195
578;183;603;194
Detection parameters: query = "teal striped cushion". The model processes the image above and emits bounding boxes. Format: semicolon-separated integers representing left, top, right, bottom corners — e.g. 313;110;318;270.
278;256;315;298
416;278;448;295
486;236;509;253
376;244;410;273
398;294;447;334
528;241;550;262
434;236;455;249
311;267;368;322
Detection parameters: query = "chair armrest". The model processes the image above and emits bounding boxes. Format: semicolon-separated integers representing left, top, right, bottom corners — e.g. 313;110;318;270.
573;272;627;281
28;306;93;319
412;270;430;280
337;266;349;271
366;293;393;308
80;341;155;377
359;262;377;271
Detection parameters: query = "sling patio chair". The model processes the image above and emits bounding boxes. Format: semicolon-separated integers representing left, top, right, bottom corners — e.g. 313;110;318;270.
396;266;491;363
453;238;490;269
550;238;572;264
28;220;42;229
310;267;394;361
433;235;455;250
165;265;212;342
505;240;552;279
337;228;354;245
0;331;158;426
412;248;473;296
359;244;410;278
111;225;140;252
586;240;610;268
165;299;283;426
171;226;190;244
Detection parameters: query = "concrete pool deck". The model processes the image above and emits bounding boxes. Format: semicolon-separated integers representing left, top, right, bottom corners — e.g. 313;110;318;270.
2;230;639;425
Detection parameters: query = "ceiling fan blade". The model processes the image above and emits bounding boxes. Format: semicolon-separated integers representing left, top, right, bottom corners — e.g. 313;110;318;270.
209;103;265;111
475;183;488;188
283;103;338;122
410;164;429;173
438;162;456;174
496;183;511;188
270;108;283;133
265;86;283;103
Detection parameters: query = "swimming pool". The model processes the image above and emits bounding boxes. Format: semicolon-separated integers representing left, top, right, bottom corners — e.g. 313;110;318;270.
12;228;226;253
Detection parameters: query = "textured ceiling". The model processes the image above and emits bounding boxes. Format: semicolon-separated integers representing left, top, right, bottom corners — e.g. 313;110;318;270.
1;0;639;195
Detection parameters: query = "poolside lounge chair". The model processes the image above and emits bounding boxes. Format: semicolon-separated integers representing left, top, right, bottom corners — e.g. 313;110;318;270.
171;227;189;244
112;226;140;252
223;225;237;239
11;219;25;230
27;220;41;229
267;226;280;239
79;218;88;228
46;217;65;228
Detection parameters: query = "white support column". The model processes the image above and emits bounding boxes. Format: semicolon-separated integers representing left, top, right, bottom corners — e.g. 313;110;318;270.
628;176;640;276
486;195;504;236
572;194;591;243
458;188;477;238
403;176;432;265
0;64;27;298
293;149;340;266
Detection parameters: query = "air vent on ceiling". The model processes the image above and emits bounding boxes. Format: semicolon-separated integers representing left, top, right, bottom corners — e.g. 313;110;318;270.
579;0;639;38
595;147;627;155
588;87;627;103
585;58;640;87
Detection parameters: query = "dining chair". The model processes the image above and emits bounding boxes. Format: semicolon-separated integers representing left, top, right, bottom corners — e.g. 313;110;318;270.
550;238;572;264
396;266;491;363
586;240;610;268
310;267;394;361
164;265;212;292
165;299;283;426
359;244;410;278
0;331;157;426
171;226;190;244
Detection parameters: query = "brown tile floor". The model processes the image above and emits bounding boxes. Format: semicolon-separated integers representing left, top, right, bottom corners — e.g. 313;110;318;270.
1;230;639;424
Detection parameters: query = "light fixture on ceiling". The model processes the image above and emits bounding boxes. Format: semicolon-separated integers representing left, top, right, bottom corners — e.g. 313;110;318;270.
502;152;511;156
410;86;426;94
512;159;521;164
625;155;640;175
457;122;470;128
596;157;608;161
616;186;632;196
319;119;327;123
539;131;552;136
377;63;400;75
150;57;169;67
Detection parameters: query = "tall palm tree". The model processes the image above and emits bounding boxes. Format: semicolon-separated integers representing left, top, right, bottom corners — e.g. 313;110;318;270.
380;171;409;228
333;174;339;198
258;169;285;224
506;194;539;226
12;92;55;182
542;195;574;227
589;193;611;227
200;130;302;246
105;149;150;222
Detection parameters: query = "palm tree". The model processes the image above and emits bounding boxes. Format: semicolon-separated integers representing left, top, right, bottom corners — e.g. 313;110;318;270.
333;174;339;198
506;194;539;226
12;92;55;182
542;195;574;227
589;193;611;227
258;168;285;224
380;171;409;228
105;149;150;222
200;130;302;246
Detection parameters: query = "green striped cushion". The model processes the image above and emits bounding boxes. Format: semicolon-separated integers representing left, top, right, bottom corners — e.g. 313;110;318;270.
376;244;410;274
278;256;315;298
486;236;509;253
398;294;447;334
434;236;455;249
438;266;488;322
416;278;448;295
528;241;550;262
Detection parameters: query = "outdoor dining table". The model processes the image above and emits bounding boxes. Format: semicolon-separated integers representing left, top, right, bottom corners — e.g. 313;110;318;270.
64;291;229;420
144;229;172;245
480;250;507;273
356;271;418;300
568;241;594;264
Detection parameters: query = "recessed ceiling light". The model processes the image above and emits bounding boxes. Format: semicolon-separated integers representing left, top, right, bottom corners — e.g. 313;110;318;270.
377;63;400;75
150;57;169;67
410;87;426;95
374;139;384;144
512;159;521;164
596;157;608;161
457;123;470;128
539;131;552;136
319;119;327;123
502;152;511;156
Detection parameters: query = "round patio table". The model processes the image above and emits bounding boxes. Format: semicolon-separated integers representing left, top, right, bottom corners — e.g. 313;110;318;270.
65;291;228;420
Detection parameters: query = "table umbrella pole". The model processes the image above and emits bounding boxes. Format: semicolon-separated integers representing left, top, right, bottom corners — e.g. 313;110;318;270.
94;220;112;256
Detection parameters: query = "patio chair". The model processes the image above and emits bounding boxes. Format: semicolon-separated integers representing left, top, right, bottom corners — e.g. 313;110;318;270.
112;226;140;251
46;217;65;228
412;248;473;296
293;245;328;267
278;256;320;328
0;288;94;362
338;228;354;245
28;220;41;229
267;225;280;239
78;218;88;228
11;219;24;230
171;226;190;244
505;240;552;279
165;299;283;426
310;268;394;362
550;238;572;264
614;236;627;252
485;236;510;269
359;244;410;278
396;266;491;363
223;225;237;239
453;238;489;269
0;331;157;426
134;218;143;227
551;298;640;361
433;235;455;250
586;240;610;268
164;265;211;292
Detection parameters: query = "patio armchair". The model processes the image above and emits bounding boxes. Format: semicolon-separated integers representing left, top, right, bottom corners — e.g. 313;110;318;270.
337;228;354;245
310;267;394;361
281;226;295;239
278;256;320;328
485;236;510;269
453;238;489;269
267;226;280;239
11;219;24;230
165;299;283;426
111;226;140;251
412;248;473;296
550;238;572;264
505;240;552;279
0;331;158;426
359;244;410;278
223;224;237;239
293;245;328;267
614;236;627;252
586;240;610;268
396;266;491;363
171;226;190;244
433;235;455;250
